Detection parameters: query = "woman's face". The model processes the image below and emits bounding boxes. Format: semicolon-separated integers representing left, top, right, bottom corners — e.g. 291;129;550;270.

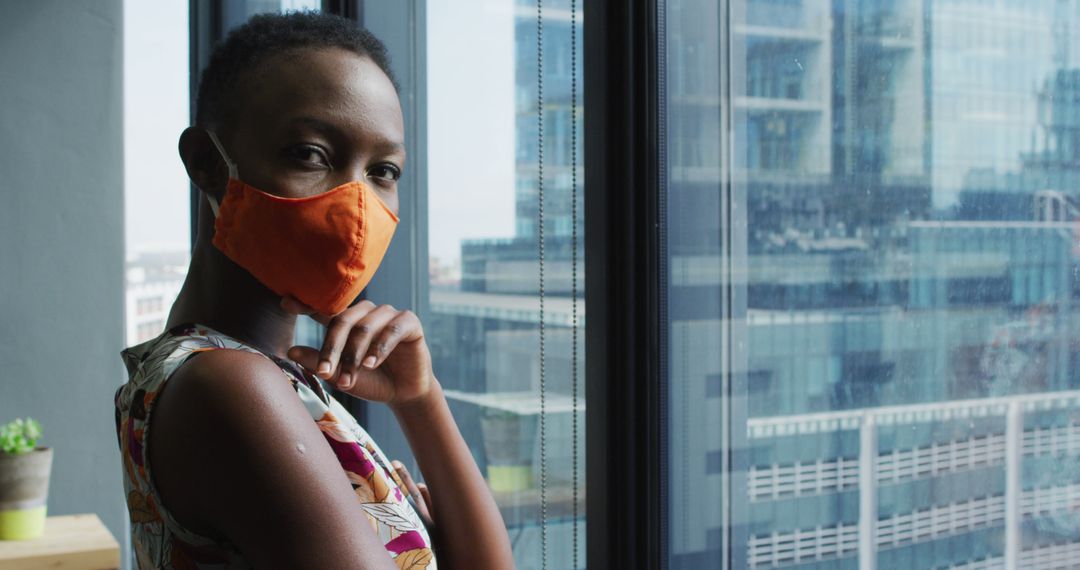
217;47;405;215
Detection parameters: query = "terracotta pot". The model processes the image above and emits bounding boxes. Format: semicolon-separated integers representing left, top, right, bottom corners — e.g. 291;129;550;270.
0;447;53;540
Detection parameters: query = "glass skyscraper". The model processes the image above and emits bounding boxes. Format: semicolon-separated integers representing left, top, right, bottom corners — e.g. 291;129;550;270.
665;0;1080;568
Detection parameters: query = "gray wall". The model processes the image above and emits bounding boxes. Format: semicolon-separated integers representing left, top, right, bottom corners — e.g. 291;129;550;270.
0;0;128;561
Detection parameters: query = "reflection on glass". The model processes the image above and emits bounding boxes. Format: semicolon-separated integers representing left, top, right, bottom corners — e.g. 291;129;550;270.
670;0;1080;568
427;1;585;568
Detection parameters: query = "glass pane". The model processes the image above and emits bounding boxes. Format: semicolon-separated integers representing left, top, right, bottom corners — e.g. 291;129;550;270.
124;0;189;345
669;0;1080;568
427;1;586;568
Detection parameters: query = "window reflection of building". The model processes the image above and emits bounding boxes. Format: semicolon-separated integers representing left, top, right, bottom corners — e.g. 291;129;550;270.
669;0;1080;568
425;1;585;568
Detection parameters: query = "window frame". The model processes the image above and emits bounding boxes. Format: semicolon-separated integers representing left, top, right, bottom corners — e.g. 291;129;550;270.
584;0;669;567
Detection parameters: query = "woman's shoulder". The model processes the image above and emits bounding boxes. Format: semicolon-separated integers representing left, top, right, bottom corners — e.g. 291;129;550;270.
137;332;334;529
119;323;307;493
142;335;431;568
149;344;317;475
116;325;304;567
131;325;307;472
118;326;283;436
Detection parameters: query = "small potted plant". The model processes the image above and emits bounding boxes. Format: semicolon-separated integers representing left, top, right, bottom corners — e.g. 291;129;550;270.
0;418;51;540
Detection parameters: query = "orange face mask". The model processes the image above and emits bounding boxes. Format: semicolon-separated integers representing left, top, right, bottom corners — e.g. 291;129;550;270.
205;131;398;315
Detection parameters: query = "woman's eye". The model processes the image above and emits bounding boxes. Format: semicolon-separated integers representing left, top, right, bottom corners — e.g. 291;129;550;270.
286;145;329;167
369;164;402;182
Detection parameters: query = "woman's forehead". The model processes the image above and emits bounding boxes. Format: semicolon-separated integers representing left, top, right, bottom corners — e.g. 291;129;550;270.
234;47;403;143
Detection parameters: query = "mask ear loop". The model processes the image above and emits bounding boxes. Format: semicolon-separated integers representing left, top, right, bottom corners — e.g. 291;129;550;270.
204;131;239;217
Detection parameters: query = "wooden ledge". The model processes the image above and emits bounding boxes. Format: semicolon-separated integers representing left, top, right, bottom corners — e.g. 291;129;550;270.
0;514;120;570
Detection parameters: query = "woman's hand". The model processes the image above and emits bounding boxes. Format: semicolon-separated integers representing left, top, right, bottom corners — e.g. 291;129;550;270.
284;297;513;568
281;296;434;407
392;460;435;530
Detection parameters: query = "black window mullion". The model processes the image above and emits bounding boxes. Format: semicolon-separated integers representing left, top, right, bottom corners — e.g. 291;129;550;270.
188;0;222;251
321;0;362;23
584;0;668;567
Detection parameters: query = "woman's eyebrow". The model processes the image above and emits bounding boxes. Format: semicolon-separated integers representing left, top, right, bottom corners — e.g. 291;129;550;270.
287;116;404;153
372;139;407;154
286;116;344;139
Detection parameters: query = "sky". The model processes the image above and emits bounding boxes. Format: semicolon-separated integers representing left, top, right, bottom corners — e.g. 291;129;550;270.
123;0;191;256
124;0;518;265
426;0;518;263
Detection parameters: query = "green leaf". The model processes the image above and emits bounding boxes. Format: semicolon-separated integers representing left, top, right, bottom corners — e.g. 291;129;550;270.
0;417;43;455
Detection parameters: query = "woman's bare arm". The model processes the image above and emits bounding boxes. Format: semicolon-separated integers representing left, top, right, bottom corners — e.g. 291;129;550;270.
149;349;396;570
391;382;516;569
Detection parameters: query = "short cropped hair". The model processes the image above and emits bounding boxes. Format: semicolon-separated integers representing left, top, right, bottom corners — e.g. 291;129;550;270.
194;11;398;129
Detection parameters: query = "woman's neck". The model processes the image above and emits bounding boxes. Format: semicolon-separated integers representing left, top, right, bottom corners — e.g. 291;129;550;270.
166;238;298;358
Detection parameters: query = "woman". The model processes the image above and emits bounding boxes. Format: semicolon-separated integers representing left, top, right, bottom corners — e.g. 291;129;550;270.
114;12;514;569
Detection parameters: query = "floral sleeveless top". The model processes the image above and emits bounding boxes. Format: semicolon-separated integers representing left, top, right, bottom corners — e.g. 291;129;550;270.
114;323;436;569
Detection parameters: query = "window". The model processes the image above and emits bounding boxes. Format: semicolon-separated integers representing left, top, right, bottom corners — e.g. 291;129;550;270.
425;1;585;568
668;0;1080;568
124;0;189;346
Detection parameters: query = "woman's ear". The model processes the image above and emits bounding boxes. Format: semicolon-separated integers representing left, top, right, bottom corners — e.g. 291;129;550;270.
178;127;228;199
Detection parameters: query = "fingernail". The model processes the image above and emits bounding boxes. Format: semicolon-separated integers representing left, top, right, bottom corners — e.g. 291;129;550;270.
363;355;377;369
317;360;331;375
338;372;352;388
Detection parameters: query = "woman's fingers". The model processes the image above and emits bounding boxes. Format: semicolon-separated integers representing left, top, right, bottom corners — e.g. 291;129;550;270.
286;345;322;373
315;300;377;380
367;311;423;369
392;460;433;526
392;460;423;501
284;298;429;403
417;483;434;522
337;305;399;391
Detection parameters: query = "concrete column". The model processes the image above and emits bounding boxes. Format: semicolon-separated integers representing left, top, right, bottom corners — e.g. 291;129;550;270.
859;413;877;570
1005;401;1023;570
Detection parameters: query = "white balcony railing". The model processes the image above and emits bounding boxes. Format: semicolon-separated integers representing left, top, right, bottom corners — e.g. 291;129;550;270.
744;390;1080;568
